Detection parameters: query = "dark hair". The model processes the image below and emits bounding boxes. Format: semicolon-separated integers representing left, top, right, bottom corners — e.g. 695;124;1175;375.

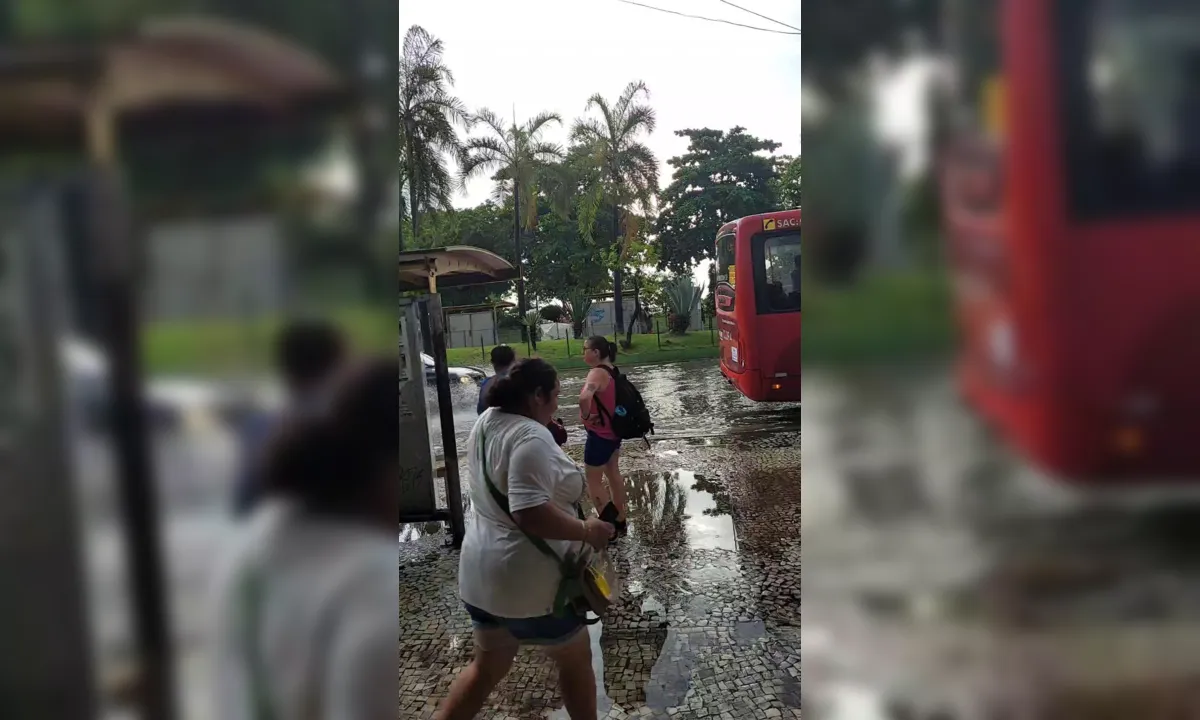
489;345;516;371
274;319;346;390
485;357;558;414
585;335;617;362
262;356;398;515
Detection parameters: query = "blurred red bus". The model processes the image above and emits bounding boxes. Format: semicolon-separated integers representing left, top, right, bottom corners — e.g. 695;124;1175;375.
941;0;1200;479
716;210;801;402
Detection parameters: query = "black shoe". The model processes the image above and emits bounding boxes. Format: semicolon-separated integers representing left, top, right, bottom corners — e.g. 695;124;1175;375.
615;520;629;536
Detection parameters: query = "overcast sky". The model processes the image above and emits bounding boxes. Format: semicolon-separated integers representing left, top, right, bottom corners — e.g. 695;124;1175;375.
401;0;802;208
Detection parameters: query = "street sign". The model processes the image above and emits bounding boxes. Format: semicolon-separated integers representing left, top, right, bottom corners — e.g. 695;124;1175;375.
400;299;436;517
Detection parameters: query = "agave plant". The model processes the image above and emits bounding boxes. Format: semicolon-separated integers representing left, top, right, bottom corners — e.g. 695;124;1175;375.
565;289;595;339
662;275;705;334
524;309;543;343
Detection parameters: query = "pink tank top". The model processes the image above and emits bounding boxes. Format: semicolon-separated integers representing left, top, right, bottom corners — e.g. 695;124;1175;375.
585;368;619;440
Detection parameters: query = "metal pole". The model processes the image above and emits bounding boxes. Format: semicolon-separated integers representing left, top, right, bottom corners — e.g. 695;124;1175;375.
426;295;465;546
87;83;177;720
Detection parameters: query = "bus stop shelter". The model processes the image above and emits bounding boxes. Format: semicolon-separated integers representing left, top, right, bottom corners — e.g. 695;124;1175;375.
400;248;517;547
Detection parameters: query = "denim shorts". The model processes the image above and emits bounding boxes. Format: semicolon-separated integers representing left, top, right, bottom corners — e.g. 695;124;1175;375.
583;431;622;467
464;603;584;646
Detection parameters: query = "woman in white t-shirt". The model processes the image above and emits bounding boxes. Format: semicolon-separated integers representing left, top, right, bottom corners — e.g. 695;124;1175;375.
438;358;614;720
207;357;399;720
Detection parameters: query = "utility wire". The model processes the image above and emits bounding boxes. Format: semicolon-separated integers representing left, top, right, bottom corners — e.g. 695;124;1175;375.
714;0;801;33
615;0;801;35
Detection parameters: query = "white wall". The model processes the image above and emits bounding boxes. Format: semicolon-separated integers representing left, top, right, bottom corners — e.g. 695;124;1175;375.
445;310;499;349
144;215;286;321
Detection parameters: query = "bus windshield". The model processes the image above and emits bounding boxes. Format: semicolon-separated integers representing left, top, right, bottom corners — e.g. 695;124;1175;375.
754;232;800;314
1058;0;1200;217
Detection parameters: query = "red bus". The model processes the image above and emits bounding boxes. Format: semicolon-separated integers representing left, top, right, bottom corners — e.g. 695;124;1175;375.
716;210;801;402
941;0;1200;479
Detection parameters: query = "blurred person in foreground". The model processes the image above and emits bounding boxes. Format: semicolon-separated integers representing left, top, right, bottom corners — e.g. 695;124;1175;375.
208;357;397;719
478;344;568;446
438;358;614;720
232;319;347;517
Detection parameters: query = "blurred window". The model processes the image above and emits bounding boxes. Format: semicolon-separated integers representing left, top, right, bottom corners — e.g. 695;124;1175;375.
754;233;801;314
1058;0;1200;217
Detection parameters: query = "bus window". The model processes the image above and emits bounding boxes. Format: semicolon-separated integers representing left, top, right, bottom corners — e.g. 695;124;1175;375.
1058;0;1200;218
716;233;737;286
754;233;801;314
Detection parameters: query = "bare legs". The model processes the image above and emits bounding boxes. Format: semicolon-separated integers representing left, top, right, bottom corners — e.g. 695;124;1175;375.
585;450;628;524
584;464;609;516
436;629;597;720
435;632;517;720
605;449;627;523
545;629;598;719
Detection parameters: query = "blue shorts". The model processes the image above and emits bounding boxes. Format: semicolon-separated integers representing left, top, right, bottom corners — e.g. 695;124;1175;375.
464;603;584;646
583;431;622;467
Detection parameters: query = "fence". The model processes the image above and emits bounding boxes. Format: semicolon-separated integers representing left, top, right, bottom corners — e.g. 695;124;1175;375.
455;314;717;363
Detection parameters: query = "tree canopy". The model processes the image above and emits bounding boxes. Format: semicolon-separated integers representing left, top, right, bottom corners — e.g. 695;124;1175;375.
804;0;941;96
400;25;469;248
654;127;784;274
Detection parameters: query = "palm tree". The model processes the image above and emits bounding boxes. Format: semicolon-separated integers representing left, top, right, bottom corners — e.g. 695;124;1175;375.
571;81;660;342
399;25;468;250
460;108;564;342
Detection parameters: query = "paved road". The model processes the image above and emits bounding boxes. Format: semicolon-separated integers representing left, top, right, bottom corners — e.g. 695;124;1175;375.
401;359;802;719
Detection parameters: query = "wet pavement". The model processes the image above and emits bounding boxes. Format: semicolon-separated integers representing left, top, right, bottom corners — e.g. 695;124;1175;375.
401;359;802;719
802;366;1200;719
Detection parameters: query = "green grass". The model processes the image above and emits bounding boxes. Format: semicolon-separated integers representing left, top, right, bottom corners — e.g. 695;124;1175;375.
143;306;397;376
142;306;718;376
803;270;954;364
143;269;950;375
448;330;719;371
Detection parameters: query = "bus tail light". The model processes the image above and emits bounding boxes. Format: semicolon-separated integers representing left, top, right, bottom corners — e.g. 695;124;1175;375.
1114;426;1143;456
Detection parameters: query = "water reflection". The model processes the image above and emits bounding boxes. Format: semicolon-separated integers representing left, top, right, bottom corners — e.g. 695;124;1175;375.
803;367;1200;715
626;470;738;551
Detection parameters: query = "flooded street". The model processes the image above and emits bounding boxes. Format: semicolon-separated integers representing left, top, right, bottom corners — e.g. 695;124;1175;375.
83;357;1200;718
401;359;802;719
803;366;1200;719
77;421;238;720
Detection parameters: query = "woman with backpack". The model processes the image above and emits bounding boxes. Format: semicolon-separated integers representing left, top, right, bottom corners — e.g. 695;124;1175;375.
578;337;630;537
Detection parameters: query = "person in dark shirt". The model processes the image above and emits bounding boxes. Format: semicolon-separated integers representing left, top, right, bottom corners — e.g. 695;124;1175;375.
232;319;347;517
477;345;516;415
478;345;567;445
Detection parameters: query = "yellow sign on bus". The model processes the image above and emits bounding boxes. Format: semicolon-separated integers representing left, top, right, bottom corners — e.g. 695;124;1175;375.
728;266;737;286
763;218;776;231
983;75;1005;139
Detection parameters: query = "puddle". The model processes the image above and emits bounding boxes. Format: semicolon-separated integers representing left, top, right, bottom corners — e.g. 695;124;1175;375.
624;470;738;552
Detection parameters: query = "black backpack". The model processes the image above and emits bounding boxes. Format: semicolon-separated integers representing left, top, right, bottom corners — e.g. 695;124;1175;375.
597;366;654;441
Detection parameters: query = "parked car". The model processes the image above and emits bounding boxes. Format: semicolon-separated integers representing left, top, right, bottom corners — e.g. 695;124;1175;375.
420;353;486;386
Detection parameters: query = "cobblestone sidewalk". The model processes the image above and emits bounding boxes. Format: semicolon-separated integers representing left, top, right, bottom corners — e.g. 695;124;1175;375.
400;432;802;719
